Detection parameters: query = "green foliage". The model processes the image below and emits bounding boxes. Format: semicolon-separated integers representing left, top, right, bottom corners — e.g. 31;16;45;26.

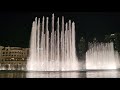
104;33;120;52
78;37;86;56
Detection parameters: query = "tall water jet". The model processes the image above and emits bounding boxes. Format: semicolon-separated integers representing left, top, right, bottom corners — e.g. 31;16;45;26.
86;42;120;70
27;14;80;71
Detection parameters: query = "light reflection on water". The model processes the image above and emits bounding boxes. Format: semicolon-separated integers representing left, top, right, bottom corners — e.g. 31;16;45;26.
86;70;119;78
0;71;26;78
26;71;86;78
0;70;120;78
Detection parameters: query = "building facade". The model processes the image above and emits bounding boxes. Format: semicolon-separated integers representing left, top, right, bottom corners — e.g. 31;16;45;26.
0;46;29;70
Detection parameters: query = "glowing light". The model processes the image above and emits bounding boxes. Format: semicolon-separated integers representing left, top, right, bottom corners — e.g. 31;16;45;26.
27;14;80;71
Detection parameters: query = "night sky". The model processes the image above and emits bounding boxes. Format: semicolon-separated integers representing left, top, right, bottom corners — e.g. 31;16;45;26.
0;12;120;47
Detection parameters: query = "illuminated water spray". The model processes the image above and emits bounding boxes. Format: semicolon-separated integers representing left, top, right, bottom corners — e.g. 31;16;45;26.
86;42;120;70
27;14;80;71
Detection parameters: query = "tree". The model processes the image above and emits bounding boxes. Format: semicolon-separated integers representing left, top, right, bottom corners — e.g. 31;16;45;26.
104;33;120;52
78;37;86;57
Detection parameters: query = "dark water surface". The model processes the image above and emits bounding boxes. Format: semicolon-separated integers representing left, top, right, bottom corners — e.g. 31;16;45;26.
0;70;120;78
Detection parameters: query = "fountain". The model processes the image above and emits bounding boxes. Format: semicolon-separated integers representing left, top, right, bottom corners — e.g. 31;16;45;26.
86;42;120;70
27;14;80;71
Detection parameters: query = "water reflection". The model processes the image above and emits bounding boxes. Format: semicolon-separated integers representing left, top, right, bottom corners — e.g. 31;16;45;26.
0;71;26;78
86;70;120;78
0;71;86;78
0;70;120;78
26;71;86;78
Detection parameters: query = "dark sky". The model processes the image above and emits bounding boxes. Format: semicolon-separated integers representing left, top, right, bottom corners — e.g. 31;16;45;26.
0;12;120;47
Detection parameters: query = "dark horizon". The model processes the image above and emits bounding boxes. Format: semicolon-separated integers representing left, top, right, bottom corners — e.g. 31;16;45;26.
0;12;120;48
